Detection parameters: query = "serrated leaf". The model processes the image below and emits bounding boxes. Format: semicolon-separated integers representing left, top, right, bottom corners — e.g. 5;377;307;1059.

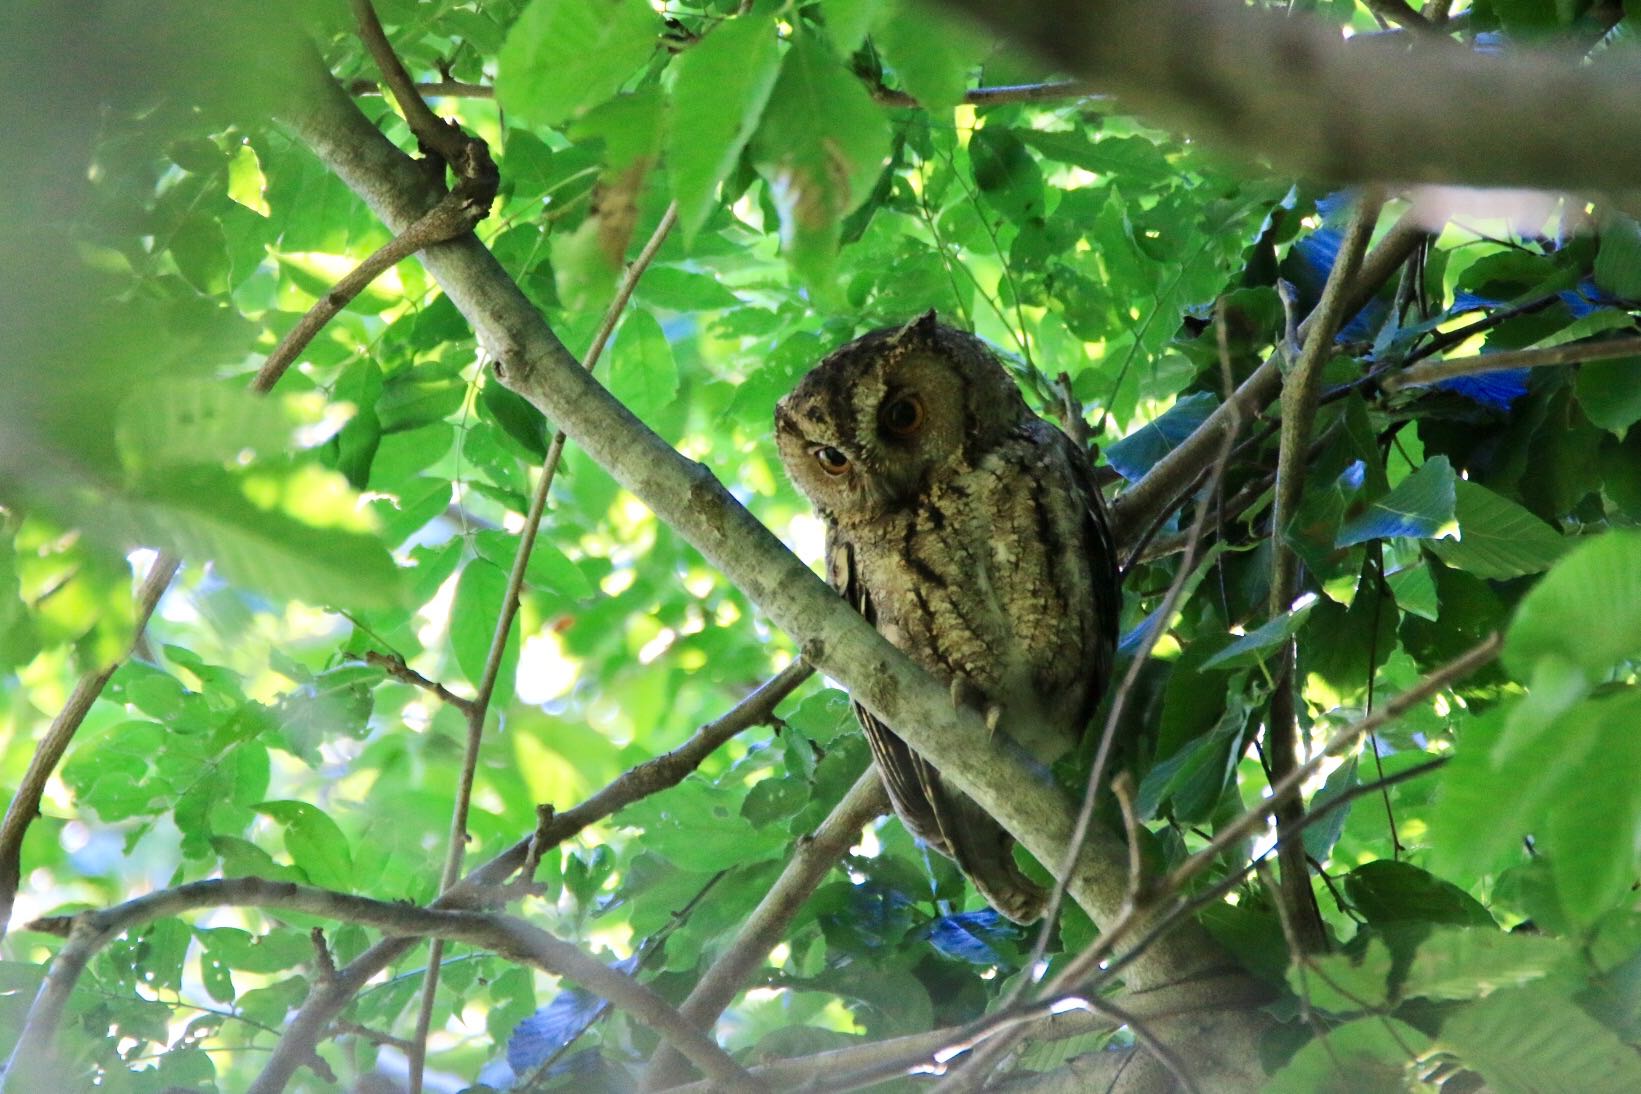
1428;480;1566;579
1290;938;1394;1013
1265;1016;1430;1093
1439;982;1641;1094
497;0;662;128
115;380;293;475
1335;456;1457;547
1105;392;1217;482
256;801;353;892
751;32;890;291
114;466;400;612
871;0;988;114
667;13;782;243
609;308;678;423
1400;927;1565;1002
1505;529;1641;678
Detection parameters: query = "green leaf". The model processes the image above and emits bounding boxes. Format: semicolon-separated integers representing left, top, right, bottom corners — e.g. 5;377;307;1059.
609;309;678;423
615;778;790;872
496;0;662;128
1595;214;1641;299
473;530;596;601
1576;355;1641;436
1200;602;1313;670
1400;927;1566;1002
871;0;989;115
450;558;514;695
751;32;890;292
1505;529;1641;678
634;266;743;312
479;375;549;460
114;466;401;612
115;379;294;475
1335;456;1457;547
667;12;782;244
1265;1016;1430;1094
1428;480;1566;579
1439;982;1641;1094
256;801;353;892
1345;860;1494;929
1290;938;1393;1014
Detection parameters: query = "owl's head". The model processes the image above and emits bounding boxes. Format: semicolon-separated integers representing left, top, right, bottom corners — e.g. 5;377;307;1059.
774;311;1031;523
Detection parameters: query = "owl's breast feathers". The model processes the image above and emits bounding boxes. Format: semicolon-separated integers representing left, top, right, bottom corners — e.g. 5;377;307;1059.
831;419;1116;761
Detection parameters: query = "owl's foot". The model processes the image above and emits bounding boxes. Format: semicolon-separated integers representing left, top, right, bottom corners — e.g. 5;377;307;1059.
949;677;1005;740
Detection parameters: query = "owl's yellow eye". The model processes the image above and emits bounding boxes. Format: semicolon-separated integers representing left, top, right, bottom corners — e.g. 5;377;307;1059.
881;393;924;437
813;445;851;475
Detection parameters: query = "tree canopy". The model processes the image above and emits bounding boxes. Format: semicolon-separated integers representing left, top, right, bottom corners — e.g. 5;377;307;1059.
6;1;1641;1091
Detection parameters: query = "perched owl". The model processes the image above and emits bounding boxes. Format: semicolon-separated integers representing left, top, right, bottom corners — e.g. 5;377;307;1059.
774;311;1120;923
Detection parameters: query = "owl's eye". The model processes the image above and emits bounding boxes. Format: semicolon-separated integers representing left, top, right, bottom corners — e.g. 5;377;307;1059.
881;393;925;437
813;445;851;475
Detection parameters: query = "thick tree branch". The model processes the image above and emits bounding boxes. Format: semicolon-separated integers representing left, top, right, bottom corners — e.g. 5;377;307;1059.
3;879;757;1093
249;659;810;1092
282;45;1220;988
931;0;1641;190
281;49;1262;1085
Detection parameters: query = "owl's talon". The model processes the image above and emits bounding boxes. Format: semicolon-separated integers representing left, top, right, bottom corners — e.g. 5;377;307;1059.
984;703;1004;740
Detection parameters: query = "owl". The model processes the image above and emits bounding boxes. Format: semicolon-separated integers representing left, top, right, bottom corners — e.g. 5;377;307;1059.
774;310;1120;924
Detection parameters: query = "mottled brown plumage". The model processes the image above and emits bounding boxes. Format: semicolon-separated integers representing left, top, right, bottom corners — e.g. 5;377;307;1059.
774;311;1119;923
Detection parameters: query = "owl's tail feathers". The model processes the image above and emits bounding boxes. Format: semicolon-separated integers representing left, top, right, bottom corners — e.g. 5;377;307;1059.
945;793;1048;925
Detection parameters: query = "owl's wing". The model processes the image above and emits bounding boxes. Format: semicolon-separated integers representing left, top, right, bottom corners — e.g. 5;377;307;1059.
827;529;1047;923
825;529;948;849
1062;431;1122;740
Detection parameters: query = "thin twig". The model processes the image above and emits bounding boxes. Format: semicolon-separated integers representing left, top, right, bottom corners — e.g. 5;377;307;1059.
407;202;681;1089
640;769;889;1090
349;78;494;99
246;660;812;1093
872;79;1106;108
1382;332;1641;392
0;555;179;941
361;650;475;714
1266;191;1385;955
3;879;760;1094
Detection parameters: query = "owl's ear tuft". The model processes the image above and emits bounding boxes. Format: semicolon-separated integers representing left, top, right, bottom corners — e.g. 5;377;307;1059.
892;309;941;348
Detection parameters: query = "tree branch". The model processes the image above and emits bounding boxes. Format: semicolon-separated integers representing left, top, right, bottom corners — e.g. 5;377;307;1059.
642;769;889;1090
248;658;810;1092
1383;331;1641;392
1108;210;1429;552
3;879;758;1094
1267;192;1384;954
0;556;178;941
931;0;1641;189
280;46;1264;1086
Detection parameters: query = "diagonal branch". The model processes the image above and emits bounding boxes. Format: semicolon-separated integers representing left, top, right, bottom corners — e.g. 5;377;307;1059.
249;659;810;1093
641;769;889;1090
0;556;178;941
3;878;758;1094
281;46;1224;997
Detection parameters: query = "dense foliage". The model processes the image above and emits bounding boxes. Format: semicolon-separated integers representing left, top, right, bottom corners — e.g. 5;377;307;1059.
5;0;1641;1090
